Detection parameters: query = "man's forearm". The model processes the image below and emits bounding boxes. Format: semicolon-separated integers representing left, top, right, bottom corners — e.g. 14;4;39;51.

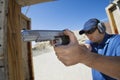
85;52;120;79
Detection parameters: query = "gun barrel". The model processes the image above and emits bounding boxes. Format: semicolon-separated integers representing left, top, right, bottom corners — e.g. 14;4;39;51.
21;30;65;42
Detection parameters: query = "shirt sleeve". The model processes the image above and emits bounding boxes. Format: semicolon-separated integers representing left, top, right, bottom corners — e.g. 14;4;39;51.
113;35;120;56
116;44;120;56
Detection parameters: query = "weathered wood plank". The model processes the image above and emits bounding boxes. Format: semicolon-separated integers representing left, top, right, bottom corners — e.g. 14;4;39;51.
21;14;34;80
16;0;54;6
0;0;5;58
105;0;120;34
0;0;8;79
7;0;25;80
6;0;34;80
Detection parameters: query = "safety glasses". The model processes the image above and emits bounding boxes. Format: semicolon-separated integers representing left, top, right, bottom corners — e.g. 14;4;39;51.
85;27;97;34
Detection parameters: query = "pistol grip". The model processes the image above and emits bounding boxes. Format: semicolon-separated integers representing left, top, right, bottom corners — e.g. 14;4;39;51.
54;36;70;46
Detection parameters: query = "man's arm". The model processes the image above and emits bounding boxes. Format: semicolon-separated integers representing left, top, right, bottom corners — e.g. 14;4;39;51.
53;29;120;79
84;51;120;79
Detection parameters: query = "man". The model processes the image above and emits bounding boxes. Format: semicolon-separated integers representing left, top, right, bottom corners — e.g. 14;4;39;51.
52;18;120;80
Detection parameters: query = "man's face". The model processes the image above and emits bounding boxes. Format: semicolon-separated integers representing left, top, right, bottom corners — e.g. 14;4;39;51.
85;27;104;43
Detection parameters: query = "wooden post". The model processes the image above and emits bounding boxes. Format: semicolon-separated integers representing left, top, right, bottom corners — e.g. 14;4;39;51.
0;0;8;80
105;0;120;34
6;0;25;80
21;14;34;80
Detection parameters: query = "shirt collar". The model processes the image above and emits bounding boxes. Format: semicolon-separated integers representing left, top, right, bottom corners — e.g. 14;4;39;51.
99;33;112;46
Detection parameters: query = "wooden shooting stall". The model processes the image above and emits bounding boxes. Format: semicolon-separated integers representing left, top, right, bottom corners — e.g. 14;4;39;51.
0;0;54;80
0;0;119;80
106;0;120;34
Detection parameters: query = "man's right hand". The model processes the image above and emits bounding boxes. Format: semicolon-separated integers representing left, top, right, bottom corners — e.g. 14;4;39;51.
51;29;91;66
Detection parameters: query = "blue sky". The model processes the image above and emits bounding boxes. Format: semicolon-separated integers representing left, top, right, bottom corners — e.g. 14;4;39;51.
22;0;111;31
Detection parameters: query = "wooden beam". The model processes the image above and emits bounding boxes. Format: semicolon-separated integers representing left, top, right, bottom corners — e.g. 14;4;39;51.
105;3;119;34
0;0;5;61
7;0;25;80
0;0;8;80
16;0;55;6
105;0;120;34
21;13;34;80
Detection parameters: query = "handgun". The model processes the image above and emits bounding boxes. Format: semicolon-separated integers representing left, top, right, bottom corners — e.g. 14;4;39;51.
21;30;70;46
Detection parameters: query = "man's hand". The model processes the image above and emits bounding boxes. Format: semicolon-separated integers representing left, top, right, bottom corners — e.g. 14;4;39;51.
52;29;91;66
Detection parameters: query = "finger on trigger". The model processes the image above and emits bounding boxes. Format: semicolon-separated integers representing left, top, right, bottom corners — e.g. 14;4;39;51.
63;30;77;43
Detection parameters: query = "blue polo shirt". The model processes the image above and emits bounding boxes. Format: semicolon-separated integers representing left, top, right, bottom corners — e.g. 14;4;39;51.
86;33;120;80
